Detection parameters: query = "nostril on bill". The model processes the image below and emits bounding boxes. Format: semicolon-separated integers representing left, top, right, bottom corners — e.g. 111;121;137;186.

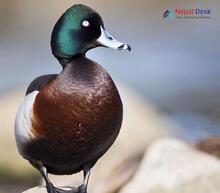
108;36;113;40
118;44;125;50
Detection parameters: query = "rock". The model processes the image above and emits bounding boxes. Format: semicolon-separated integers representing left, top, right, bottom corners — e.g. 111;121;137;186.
23;186;75;193
23;187;46;193
196;136;220;158
120;138;220;193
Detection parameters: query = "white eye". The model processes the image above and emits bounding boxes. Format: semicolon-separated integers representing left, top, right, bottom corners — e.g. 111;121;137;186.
82;20;90;27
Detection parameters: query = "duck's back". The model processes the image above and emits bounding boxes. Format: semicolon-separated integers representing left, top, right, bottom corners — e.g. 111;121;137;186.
23;57;123;175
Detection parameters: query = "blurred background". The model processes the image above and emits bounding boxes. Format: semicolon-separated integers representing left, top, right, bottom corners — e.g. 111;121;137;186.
0;0;220;193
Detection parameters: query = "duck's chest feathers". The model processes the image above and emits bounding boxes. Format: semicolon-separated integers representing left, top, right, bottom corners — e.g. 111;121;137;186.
32;58;123;140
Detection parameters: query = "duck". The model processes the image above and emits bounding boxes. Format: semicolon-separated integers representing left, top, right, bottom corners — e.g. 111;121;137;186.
15;4;131;193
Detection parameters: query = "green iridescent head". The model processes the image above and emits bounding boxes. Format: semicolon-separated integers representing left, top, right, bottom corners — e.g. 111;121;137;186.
51;4;131;65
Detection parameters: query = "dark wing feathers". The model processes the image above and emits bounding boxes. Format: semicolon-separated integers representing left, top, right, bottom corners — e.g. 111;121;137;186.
26;74;58;95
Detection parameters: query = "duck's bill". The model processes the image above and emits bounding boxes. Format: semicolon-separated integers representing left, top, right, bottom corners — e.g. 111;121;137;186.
96;26;131;51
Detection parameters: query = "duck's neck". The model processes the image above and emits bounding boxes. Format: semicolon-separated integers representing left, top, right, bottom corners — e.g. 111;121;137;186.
62;55;93;70
59;53;86;68
60;55;100;86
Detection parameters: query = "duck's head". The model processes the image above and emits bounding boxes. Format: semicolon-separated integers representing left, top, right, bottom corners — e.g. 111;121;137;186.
51;4;131;65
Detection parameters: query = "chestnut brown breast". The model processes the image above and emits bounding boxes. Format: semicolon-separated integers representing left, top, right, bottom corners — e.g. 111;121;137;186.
27;56;123;174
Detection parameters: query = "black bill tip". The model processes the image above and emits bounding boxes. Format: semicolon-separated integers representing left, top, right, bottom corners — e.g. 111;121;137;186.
118;44;132;52
127;45;131;52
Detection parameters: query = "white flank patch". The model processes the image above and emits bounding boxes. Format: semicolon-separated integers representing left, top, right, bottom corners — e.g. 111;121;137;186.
15;91;39;154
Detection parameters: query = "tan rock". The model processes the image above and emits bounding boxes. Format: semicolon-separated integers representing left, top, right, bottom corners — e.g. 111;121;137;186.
120;138;220;193
196;136;220;158
23;186;75;193
23;187;46;193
